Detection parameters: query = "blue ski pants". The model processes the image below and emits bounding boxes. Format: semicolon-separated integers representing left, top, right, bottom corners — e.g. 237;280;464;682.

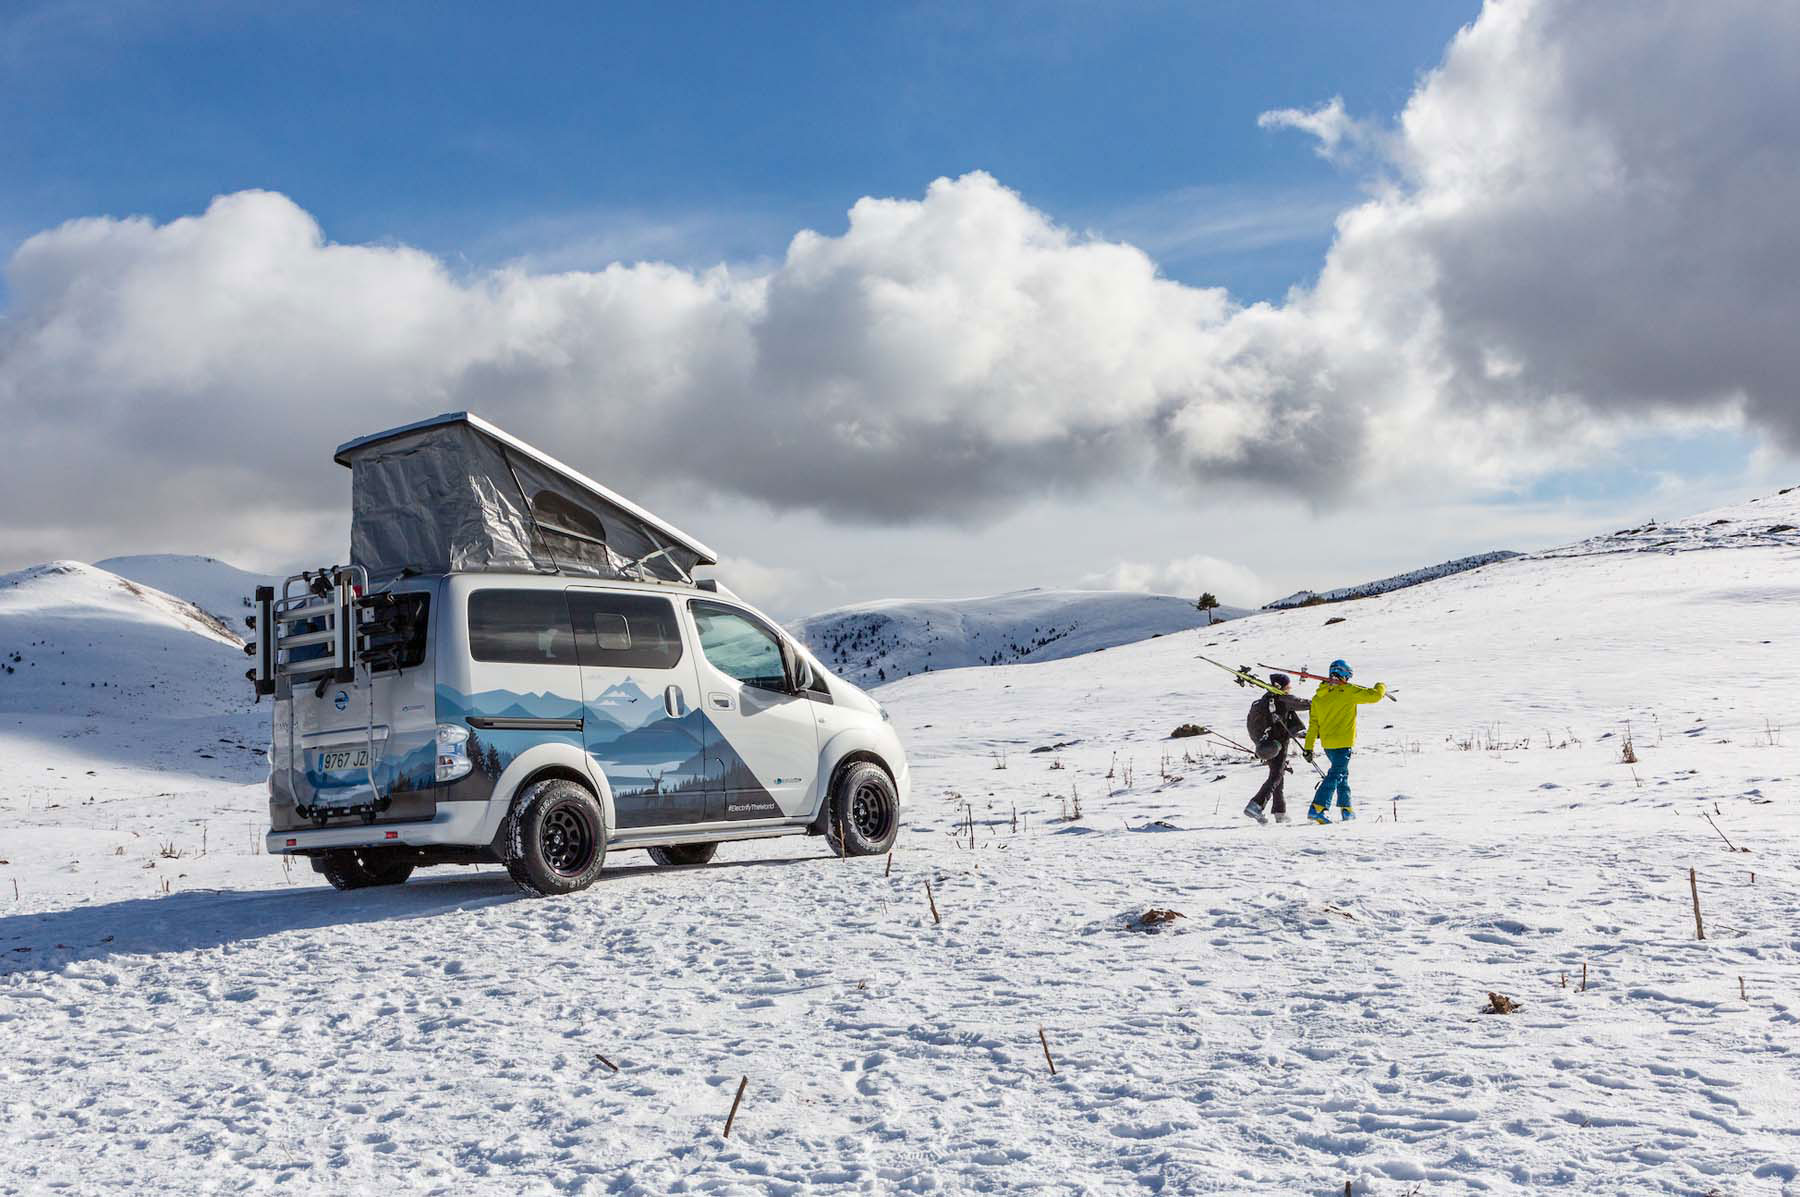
1311;747;1353;813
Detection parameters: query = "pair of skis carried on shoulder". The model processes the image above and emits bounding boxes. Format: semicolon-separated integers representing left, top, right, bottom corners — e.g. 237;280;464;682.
1193;655;1325;777
1256;661;1399;702
1197;653;1398;703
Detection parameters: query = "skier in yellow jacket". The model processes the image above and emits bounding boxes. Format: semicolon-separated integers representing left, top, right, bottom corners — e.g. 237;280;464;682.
1302;659;1387;823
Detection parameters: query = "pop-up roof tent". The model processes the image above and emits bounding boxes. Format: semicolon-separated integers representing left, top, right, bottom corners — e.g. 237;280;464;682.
334;412;717;584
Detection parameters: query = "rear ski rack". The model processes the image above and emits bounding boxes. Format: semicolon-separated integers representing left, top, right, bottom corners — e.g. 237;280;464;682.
246;565;388;824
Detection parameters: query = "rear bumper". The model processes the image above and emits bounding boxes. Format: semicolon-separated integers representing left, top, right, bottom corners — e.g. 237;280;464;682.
266;800;496;855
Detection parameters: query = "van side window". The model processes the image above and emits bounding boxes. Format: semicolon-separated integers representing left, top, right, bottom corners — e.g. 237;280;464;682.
690;601;786;690
468;590;576;664
570;592;683;669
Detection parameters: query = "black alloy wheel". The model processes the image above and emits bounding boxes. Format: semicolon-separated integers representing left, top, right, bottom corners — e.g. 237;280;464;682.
541;802;596;877
826;761;900;857
507;778;608;897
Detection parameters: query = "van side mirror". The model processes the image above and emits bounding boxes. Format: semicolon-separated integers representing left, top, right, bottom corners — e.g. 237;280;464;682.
789;652;814;694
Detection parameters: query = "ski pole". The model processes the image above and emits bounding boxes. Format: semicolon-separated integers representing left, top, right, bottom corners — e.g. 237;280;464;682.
1205;730;1260;757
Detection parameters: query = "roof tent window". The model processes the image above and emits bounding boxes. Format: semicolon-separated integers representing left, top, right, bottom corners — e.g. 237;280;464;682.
529;489;613;573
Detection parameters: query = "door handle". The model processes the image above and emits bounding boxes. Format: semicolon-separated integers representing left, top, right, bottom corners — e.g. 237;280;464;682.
708;692;734;712
664;685;685;718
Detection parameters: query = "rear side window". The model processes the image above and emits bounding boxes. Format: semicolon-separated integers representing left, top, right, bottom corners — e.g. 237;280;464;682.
570;591;684;669
468;590;576;664
690;600;787;690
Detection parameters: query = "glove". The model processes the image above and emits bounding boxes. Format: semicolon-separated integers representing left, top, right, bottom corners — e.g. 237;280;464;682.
1303;749;1315;764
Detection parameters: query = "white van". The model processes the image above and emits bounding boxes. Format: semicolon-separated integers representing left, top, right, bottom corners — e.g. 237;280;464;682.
252;413;908;896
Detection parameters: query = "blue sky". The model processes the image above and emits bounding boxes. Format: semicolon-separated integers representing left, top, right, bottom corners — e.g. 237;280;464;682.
1;1;1791;616
3;1;1474;300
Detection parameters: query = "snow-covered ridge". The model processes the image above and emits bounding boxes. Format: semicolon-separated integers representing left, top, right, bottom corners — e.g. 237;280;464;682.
1266;550;1521;609
791;588;1249;687
1533;483;1800;559
96;553;278;634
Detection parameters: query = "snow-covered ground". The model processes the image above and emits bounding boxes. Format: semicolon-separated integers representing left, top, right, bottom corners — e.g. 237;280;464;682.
3;492;1799;1195
793;588;1249;687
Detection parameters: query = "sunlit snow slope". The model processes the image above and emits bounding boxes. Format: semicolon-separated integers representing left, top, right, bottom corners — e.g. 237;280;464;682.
793;588;1250;686
0;560;267;802
96;553;278;639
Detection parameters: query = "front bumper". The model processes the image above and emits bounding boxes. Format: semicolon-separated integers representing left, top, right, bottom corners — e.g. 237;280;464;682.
266;800;495;855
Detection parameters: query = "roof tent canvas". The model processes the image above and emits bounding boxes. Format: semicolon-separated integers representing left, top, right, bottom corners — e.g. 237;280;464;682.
334;413;717;584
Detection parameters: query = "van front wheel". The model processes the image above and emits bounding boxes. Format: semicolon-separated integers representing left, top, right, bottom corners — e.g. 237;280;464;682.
507;779;607;897
824;762;900;857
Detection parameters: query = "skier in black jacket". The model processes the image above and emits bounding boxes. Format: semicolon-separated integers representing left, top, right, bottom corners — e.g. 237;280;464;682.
1244;674;1309;824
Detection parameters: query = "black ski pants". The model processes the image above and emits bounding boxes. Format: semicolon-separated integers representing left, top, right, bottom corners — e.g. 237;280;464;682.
1249;742;1290;815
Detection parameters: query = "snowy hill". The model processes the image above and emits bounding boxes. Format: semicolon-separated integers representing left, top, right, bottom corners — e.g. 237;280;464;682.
0;560;265;795
792;588;1250;687
3;487;1800;1194
0;561;249;717
96;553;278;639
1265;549;1521;608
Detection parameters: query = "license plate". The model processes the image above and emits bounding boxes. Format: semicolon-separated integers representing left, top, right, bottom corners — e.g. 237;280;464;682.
315;747;370;772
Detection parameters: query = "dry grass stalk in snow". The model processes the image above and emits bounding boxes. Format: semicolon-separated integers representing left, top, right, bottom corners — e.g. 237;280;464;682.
723;1076;748;1138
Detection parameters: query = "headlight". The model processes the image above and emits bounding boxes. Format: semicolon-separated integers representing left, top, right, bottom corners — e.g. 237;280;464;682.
436;723;473;783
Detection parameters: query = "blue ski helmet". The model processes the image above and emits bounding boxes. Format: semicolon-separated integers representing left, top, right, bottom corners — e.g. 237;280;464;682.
1328;659;1352;680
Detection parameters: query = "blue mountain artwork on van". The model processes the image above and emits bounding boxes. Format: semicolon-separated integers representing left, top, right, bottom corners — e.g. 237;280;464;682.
432;683;776;814
590;677;660;730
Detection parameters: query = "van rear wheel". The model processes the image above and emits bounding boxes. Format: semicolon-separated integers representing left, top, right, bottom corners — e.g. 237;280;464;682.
647;842;718;867
316;849;414;891
824;762;900;857
506;778;607;897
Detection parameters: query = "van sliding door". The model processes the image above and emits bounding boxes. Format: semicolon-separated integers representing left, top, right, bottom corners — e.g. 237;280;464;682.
570;589;708;828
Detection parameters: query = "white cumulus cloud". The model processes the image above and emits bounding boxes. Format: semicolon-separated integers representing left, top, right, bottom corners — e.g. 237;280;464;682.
1;0;1797;573
1081;554;1265;608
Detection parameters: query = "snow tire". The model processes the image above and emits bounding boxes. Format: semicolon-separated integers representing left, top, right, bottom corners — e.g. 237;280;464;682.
647;842;718;867
317;849;414;891
824;761;900;857
506;778;607;897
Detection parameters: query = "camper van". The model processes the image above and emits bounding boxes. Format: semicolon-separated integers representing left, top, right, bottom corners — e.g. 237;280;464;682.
251;413;908;896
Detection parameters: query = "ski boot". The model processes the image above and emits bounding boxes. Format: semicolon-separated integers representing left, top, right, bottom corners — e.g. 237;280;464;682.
1338;805;1355;822
1307;805;1331;825
1273;811;1290;824
1243;801;1268;825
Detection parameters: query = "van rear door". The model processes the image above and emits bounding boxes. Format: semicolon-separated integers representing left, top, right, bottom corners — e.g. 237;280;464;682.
570;588;709;827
